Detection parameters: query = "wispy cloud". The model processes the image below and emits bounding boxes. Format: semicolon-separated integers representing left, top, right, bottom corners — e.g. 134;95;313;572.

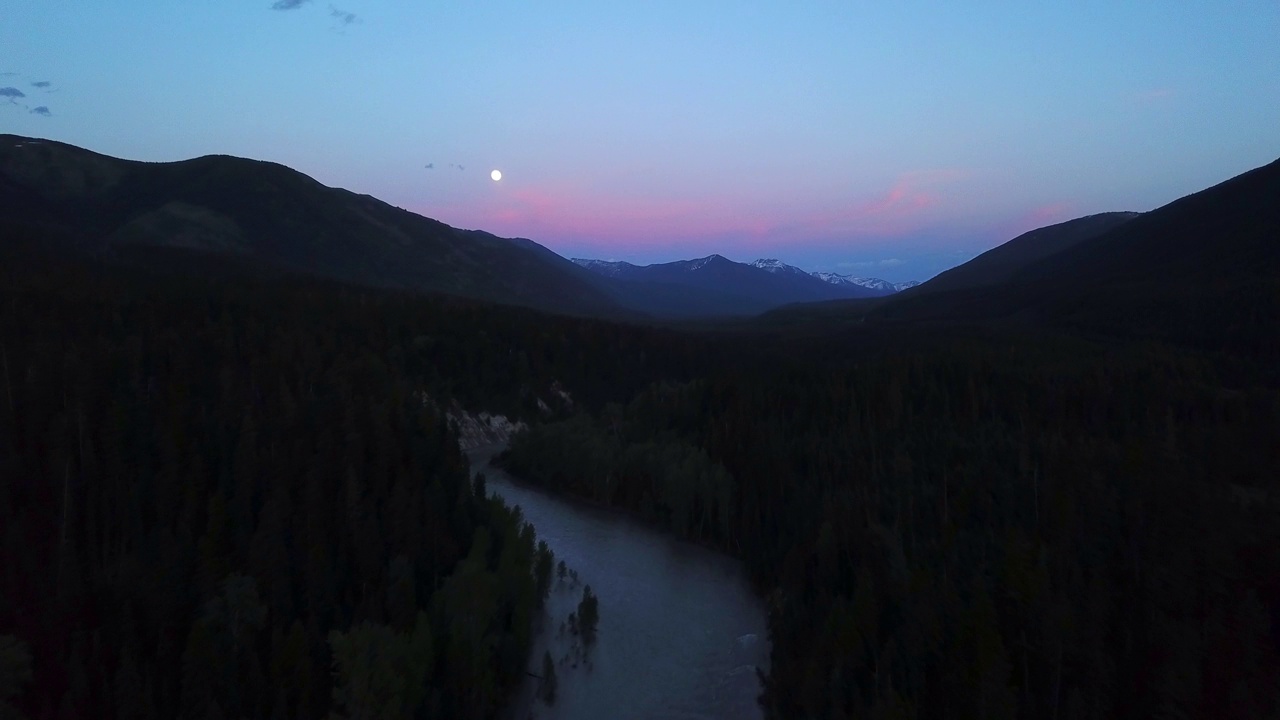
1027;202;1072;226
270;0;310;10
29;106;51;117
860;170;966;218
329;5;359;25
795;168;969;240
425;162;477;173
837;258;904;269
31;80;52;89
992;201;1076;241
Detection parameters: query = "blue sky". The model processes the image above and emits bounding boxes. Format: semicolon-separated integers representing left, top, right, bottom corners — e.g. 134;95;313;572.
3;1;1279;281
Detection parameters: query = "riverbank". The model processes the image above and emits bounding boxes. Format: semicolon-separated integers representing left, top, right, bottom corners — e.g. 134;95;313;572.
466;446;769;720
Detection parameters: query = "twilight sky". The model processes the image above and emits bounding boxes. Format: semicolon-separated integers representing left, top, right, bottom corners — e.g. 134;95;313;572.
3;2;1279;282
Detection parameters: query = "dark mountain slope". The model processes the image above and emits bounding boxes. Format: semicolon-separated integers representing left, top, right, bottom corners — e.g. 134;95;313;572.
1023;157;1280;288
1021;157;1280;351
0;134;630;318
870;157;1280;353
750;212;1138;329
905;211;1140;297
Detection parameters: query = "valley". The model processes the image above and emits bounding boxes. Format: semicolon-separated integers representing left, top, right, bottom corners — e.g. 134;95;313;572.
2;138;1277;720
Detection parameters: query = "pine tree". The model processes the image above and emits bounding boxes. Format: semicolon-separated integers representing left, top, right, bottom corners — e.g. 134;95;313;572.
0;635;33;720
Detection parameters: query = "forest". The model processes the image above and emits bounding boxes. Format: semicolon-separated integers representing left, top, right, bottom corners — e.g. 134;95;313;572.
2;235;1278;719
0;241;719;719
502;334;1280;718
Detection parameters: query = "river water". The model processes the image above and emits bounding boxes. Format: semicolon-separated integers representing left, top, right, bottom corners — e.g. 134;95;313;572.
467;445;770;720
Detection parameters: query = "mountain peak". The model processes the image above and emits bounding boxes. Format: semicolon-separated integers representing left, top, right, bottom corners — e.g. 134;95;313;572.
811;271;917;294
0;136;631;318
750;258;809;275
688;254;729;270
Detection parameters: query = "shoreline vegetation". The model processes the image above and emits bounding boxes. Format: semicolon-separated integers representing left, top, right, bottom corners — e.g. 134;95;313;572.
496;343;1280;719
0;253;573;719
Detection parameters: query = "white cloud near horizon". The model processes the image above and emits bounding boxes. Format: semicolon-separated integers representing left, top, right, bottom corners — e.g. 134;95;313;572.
837;258;904;269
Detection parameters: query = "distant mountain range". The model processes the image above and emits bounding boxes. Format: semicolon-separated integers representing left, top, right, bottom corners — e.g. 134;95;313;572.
571;255;918;318
0;134;914;321
749;258;919;292
6;132;1277;338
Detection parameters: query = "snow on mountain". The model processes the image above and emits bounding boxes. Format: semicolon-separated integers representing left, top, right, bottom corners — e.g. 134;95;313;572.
812;272;896;292
571;258;637;277
847;277;897;292
756;261;919;293
576;255;920;297
689;254;727;271
750;258;810;276
576;254;732;275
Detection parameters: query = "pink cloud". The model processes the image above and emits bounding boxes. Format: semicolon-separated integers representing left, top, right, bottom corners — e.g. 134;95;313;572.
859;177;938;216
414;168;969;254
1027;201;1072;225
990;201;1075;241
430;183;777;248
796;168;969;241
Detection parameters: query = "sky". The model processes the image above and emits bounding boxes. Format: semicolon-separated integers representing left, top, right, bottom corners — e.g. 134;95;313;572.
3;2;1279;282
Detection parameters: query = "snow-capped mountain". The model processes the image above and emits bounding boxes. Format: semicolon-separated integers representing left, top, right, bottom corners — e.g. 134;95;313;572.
750;258;813;276
570;254;885;317
756;261;918;295
574;254;736;277
688;254;728;271
812;273;896;292
570;253;919;318
571;258;639;277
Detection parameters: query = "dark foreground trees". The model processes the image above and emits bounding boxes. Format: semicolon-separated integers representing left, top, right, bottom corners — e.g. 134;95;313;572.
576;586;599;647
503;337;1280;720
539;651;558;705
0;251;594;719
4;239;1277;719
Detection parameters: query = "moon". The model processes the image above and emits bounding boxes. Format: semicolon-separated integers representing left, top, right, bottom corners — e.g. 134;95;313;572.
490;169;502;182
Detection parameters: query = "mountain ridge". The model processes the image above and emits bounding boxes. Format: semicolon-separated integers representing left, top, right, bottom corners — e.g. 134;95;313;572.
0;133;634;319
748;257;917;294
569;254;888;318
865;156;1280;354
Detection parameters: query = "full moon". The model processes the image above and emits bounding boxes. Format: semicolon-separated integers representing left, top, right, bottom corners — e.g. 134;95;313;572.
490;169;502;182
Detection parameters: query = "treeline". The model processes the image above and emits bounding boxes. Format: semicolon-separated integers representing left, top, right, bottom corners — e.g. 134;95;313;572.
5;237;1279;719
0;238;722;420
503;335;1280;719
0;245;710;719
498;407;734;545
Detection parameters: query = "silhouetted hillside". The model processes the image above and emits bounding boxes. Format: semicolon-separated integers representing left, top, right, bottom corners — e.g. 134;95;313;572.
0;135;631;318
904;212;1140;297
870;157;1280;354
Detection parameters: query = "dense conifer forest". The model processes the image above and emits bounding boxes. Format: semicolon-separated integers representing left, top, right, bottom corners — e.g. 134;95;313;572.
504;336;1280;718
3;226;1278;719
0;241;716;719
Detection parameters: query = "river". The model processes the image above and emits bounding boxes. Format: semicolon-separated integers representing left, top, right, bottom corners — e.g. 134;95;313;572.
467;444;770;720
